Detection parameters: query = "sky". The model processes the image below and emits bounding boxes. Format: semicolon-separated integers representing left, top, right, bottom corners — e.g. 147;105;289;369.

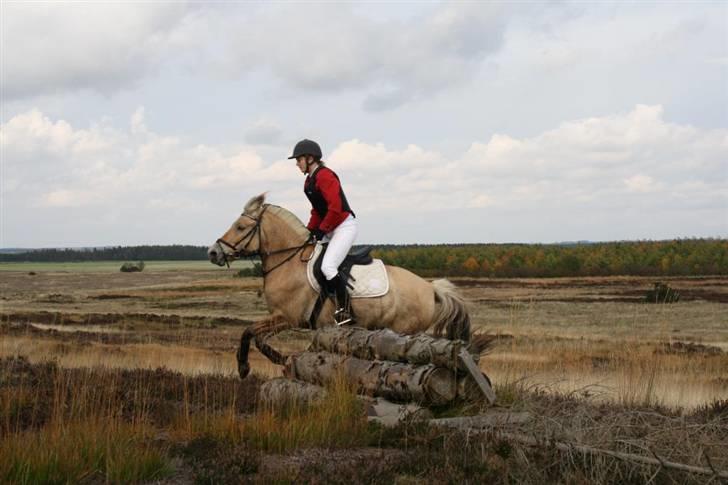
1;1;727;248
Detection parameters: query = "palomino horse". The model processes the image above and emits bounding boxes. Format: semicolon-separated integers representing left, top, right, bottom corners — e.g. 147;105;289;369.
208;193;471;379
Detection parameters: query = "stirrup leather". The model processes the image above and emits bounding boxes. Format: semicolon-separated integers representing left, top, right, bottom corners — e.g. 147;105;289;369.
327;274;354;326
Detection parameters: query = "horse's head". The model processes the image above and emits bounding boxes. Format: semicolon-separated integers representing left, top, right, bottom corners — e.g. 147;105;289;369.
208;193;267;266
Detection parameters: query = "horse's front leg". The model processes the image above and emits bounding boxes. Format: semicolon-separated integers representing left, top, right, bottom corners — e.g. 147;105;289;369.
236;326;255;380
253;316;291;366
236;314;290;379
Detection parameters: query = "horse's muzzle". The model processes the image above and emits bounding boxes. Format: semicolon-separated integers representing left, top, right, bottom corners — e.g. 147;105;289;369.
207;243;228;267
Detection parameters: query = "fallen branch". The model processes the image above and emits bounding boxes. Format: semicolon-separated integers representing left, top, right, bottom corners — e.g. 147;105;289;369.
499;432;728;480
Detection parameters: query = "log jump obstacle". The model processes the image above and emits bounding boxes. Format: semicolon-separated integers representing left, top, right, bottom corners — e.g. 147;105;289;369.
259;326;496;418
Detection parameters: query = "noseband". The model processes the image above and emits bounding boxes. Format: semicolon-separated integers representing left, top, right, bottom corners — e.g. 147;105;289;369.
215;205;312;275
216;209;266;265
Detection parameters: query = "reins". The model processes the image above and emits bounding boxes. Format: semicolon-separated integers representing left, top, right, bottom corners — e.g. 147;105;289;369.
216;205;313;276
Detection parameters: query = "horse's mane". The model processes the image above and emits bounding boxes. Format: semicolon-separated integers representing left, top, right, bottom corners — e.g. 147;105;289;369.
265;204;310;241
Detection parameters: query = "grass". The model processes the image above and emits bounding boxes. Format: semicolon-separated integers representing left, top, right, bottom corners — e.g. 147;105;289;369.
483;336;728;409
0;360;173;484
1;273;727;482
0;359;372;483
1;421;169;484
1;357;726;484
175;375;373;453
0;335;283;379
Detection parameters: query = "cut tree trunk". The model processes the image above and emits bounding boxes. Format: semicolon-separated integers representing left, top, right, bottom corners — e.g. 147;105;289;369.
284;351;459;406
309;327;496;404
310;326;474;371
258;377;433;426
258;377;326;407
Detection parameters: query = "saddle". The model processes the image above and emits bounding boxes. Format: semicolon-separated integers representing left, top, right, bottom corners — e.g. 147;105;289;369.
306;243;389;328
312;244;373;292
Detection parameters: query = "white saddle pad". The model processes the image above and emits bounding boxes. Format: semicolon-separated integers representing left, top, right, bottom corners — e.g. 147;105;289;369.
306;243;389;298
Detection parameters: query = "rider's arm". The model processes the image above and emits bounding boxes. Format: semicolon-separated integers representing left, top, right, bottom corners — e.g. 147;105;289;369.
316;169;349;233
306;209;322;231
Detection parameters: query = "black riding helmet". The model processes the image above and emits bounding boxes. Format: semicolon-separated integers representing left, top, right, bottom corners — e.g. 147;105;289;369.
288;139;322;160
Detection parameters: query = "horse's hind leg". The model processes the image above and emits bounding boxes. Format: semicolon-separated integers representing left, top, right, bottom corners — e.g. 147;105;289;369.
236;315;290;379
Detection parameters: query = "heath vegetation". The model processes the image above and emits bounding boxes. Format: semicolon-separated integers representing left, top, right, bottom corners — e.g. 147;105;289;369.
1;263;726;483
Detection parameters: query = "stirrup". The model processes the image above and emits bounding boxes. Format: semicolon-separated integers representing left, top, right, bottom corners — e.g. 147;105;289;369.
334;308;353;326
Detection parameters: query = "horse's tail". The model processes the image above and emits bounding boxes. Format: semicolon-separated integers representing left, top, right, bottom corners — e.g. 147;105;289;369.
431;279;471;342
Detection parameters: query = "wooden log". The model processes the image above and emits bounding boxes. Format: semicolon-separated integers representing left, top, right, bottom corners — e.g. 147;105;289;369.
258;377;327;407
284;351;458;406
258;377;432;427
310;326;475;370
366;398;433;427
310;327;495;404
429;412;533;429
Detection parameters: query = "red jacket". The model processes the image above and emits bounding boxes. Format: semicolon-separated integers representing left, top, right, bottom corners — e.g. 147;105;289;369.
304;166;354;233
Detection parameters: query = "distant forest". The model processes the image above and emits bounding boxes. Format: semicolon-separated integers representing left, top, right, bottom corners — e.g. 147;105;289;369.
0;245;206;262
1;239;726;277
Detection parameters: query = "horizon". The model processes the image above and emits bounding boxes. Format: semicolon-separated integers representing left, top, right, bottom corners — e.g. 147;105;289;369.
2;236;726;253
2;3;727;247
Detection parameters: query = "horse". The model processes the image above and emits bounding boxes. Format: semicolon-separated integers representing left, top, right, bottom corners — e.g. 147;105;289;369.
208;193;472;379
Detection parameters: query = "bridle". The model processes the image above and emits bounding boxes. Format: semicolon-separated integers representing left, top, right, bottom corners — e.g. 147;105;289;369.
215;205;313;276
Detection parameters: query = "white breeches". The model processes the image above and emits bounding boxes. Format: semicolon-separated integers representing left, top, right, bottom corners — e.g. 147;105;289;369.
321;214;358;280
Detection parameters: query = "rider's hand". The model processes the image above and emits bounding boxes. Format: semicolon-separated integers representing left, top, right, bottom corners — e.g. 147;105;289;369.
311;229;326;241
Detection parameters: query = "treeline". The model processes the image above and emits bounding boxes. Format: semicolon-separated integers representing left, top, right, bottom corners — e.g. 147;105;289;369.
2;239;726;277
370;239;728;277
0;245;207;262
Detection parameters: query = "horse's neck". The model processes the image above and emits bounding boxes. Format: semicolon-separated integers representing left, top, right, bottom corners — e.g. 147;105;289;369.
260;208;308;270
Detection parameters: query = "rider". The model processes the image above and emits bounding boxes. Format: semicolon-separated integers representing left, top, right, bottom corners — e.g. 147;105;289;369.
289;139;357;325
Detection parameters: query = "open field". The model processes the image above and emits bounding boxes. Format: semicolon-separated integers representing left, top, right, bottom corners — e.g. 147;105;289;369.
1;266;727;483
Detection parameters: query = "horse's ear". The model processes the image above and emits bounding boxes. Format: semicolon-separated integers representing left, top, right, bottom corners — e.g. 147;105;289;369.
244;192;267;213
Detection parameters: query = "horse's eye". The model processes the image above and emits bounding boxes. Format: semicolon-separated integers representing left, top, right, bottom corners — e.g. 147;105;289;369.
237;225;245;231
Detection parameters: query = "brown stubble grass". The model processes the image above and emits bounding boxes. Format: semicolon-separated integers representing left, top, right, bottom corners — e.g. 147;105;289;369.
0;335;284;379
484;336;728;409
464;277;728;410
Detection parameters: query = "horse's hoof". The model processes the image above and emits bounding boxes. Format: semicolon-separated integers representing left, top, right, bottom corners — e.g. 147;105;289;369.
238;363;250;380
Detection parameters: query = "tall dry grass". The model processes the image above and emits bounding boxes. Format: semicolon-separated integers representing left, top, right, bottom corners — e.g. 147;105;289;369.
0;360;171;484
0;356;374;483
171;373;372;453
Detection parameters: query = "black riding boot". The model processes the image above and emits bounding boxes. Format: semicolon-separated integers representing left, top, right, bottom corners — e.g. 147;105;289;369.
326;275;353;326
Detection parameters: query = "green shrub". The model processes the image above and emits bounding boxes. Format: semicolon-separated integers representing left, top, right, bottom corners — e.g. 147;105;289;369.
234;262;263;278
120;261;145;273
645;282;680;303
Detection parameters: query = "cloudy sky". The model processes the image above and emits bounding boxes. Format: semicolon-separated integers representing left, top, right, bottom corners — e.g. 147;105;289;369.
1;2;726;247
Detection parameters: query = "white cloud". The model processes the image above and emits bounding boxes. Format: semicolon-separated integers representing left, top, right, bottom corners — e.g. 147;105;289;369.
2;104;726;246
624;175;658;193
1;3;194;99
40;189;95;208
334;105;727;213
1;2;512;109
243;119;283;146
212;3;511;110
